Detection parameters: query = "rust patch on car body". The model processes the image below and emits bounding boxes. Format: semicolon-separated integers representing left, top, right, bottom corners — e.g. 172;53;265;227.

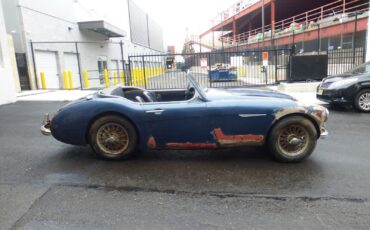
166;142;218;149
152;128;265;150
147;136;157;149
213;128;264;146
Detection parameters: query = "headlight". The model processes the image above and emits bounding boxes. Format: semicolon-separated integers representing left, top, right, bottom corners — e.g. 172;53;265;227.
328;78;357;89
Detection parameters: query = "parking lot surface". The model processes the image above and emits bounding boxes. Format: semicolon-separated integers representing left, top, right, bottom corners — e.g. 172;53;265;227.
1;101;370;229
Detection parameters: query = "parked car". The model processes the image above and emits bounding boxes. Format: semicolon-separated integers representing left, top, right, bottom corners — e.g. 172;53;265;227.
316;62;370;112
209;63;238;82
41;74;328;162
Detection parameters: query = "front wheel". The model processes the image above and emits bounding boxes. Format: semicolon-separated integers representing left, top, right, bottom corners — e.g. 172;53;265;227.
268;116;317;162
89;115;138;160
354;89;370;112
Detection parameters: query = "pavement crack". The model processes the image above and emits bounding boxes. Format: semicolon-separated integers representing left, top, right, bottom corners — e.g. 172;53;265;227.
52;182;368;204
9;186;52;230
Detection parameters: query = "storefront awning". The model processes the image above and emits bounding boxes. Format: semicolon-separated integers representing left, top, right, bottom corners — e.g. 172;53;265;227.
78;20;127;38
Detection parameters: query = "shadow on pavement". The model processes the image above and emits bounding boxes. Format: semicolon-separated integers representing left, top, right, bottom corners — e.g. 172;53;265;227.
25;144;324;195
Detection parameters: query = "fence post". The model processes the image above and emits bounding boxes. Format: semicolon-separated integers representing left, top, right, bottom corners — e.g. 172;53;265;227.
30;40;39;89
75;42;83;90
288;48;293;82
208;53;212;88
275;49;278;83
128;56;132;86
317;24;321;52
352;13;358;65
120;40;126;85
264;51;268;85
142;56;147;89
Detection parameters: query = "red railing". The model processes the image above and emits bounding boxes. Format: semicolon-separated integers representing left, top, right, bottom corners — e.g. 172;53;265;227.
219;0;368;47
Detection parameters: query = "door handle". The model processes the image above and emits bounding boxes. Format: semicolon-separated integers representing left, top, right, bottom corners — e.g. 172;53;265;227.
145;109;164;115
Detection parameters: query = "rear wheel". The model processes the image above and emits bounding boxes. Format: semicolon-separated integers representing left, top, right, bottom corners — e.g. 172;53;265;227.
268;116;317;162
354;89;370;112
89;115;138;160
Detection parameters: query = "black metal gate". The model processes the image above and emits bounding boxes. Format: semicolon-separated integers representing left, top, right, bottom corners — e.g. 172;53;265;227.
128;49;292;89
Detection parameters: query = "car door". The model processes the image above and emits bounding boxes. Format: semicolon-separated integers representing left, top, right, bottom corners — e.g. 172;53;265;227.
141;98;212;149
205;99;274;147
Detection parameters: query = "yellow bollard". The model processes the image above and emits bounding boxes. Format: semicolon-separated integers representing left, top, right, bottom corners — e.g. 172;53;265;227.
139;69;142;86
68;70;74;89
40;72;46;89
133;69;137;86
120;72;124;85
113;71;117;86
104;69;109;88
83;69;89;89
63;71;69;89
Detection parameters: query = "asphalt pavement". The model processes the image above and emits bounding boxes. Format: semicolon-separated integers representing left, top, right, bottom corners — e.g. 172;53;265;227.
1;101;370;229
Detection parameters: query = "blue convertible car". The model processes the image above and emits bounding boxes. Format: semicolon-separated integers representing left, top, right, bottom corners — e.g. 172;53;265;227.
41;74;328;162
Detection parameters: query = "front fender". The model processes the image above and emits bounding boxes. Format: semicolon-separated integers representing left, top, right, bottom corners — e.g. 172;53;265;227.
50;98;145;145
273;104;329;138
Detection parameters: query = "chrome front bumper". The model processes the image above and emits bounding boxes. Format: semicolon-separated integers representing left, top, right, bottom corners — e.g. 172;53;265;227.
41;124;51;136
320;127;329;139
40;113;51;136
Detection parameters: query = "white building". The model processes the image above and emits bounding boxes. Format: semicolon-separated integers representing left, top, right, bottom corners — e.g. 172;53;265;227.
0;0;17;105
1;0;164;90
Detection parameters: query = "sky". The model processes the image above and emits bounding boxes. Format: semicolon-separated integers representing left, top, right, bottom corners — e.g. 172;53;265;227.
79;0;233;52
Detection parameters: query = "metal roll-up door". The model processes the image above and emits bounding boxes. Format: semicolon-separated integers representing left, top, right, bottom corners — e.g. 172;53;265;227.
35;51;59;89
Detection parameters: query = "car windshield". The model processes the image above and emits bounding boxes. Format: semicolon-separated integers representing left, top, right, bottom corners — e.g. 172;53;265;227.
186;73;208;101
346;62;370;75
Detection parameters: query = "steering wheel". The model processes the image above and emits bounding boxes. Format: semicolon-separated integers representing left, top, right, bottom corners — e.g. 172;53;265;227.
185;83;195;100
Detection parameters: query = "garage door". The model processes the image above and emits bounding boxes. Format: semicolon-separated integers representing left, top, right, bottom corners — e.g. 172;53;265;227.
64;53;81;89
35;51;59;89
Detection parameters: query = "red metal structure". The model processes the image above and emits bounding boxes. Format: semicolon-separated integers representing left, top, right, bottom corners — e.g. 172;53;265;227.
187;0;369;52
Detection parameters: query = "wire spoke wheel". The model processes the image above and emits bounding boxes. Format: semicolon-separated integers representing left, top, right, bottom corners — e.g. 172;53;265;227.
358;93;370;111
277;124;309;157
268;116;317;162
96;122;129;155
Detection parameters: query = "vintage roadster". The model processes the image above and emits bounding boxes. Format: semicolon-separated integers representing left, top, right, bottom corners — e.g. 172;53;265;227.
41;74;328;162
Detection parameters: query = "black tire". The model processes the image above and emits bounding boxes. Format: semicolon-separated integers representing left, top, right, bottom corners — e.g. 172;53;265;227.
89;115;138;160
353;89;370;113
268;116;317;163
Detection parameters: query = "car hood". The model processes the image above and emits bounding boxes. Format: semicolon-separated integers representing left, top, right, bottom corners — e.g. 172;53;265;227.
323;72;369;83
204;88;296;101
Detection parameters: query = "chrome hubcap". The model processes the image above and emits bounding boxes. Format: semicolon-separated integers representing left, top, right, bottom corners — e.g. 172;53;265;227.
359;93;370;111
96;123;129;155
278;125;309;157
